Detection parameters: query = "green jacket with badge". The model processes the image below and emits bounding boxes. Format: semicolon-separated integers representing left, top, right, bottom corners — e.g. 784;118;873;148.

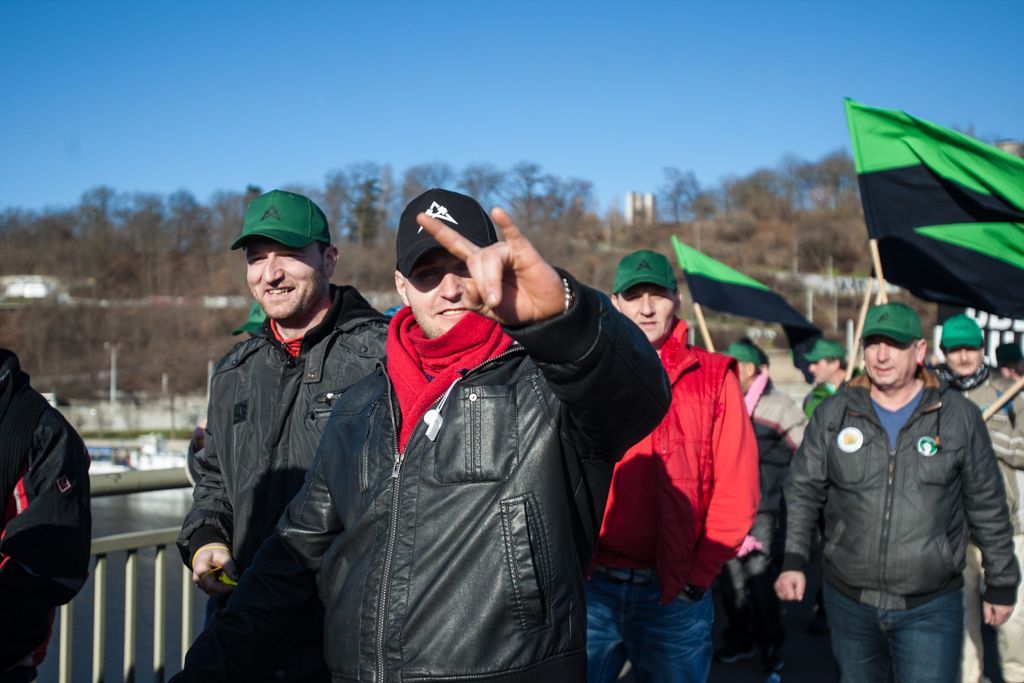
782;370;1020;609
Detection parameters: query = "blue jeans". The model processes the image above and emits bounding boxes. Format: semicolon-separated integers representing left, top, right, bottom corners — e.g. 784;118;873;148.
823;581;964;683
586;571;712;683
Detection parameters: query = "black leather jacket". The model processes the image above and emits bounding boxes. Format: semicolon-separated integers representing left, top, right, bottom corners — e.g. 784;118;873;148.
175;279;671;683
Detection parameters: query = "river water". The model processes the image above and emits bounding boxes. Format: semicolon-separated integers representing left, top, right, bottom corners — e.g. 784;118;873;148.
35;488;205;682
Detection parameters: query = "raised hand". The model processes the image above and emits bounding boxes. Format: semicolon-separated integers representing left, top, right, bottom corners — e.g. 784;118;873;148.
415;207;566;327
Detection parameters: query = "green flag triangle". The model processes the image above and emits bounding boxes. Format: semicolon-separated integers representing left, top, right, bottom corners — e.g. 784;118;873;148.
915;222;1024;270
670;236;770;291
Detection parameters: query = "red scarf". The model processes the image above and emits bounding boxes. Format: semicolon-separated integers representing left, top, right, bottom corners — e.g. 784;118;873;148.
386;307;513;452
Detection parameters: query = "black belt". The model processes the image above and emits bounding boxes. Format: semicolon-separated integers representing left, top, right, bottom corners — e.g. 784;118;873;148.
595;566;655;584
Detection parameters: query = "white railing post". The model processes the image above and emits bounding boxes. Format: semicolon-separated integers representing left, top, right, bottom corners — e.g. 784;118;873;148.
181;564;194;667
58;602;73;683
92;555;106;683
123;549;138;682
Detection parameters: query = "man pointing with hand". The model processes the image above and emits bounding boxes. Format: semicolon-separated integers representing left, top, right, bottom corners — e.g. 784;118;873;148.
174;188;671;683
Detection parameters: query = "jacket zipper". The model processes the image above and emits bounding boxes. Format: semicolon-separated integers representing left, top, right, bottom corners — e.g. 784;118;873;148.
373;347;524;679
377;373;402;680
878;438;899;594
850;399;941;597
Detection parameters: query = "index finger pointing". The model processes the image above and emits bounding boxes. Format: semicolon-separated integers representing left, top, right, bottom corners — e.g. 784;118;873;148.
417;212;479;261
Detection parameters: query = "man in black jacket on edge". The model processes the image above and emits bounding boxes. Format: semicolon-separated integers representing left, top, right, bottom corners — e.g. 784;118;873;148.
173;189;671;683
176;190;387;681
776;303;1019;683
1;348;90;683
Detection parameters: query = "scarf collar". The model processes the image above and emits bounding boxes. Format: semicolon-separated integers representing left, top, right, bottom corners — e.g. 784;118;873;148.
937;362;989;392
385;307;513;452
744;372;771;415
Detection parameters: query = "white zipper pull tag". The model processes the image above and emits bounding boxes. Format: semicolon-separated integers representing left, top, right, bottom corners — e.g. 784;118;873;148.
424;409;443;441
424;377;461;442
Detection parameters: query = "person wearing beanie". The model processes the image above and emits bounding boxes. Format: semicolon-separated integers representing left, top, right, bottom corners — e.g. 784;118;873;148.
937;314;1024;683
714;340;806;678
174;189;670;683
585;250;759;683
177;189;388;681
777;303;1019;683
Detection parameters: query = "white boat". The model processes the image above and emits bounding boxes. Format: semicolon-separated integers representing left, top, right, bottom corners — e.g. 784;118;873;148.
87;433;187;474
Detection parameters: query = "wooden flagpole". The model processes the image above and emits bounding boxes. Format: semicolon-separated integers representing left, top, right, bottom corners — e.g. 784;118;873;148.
869;239;889;305
983;375;1024;421
693;303;715;352
846;278;875;381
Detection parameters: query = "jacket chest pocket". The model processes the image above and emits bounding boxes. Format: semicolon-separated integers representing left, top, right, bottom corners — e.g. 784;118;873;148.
826;425;882;486
434;385;518;484
914;437;960;486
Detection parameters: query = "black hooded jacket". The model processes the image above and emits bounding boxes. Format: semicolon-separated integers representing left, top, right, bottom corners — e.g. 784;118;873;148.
177;285;387;680
0;349;91;671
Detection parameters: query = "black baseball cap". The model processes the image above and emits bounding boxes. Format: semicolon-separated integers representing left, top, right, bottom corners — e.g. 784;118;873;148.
396;188;498;277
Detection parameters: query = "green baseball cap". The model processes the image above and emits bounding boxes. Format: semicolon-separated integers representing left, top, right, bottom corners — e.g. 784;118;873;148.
612;250;677;294
232;300;267;336
861;303;923;344
939;314;983;350
723;341;762;365
230;190;331;250
804;338;845;362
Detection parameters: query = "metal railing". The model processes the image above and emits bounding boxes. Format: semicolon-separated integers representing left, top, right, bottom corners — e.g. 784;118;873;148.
51;469;196;683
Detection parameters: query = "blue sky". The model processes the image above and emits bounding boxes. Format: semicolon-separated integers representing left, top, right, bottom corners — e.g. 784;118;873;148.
2;0;1021;215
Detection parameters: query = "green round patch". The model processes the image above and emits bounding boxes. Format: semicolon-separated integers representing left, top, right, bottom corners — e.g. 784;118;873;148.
916;436;939;457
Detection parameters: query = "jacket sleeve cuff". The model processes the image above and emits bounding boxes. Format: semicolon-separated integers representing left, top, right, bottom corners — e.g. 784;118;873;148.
781;553;807;573
188;525;229;565
983;584;1018;606
503;271;601;365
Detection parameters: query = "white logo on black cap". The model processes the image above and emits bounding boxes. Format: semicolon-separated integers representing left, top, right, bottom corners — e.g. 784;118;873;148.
418;202;459;233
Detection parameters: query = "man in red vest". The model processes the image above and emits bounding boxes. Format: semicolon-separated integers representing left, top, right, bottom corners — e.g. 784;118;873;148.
586;250;760;683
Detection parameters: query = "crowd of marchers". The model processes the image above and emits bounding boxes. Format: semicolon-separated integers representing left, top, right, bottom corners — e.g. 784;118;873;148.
2;187;1021;683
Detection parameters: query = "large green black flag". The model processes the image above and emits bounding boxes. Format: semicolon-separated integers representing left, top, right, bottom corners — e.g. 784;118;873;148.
671;236;821;380
845;99;1024;318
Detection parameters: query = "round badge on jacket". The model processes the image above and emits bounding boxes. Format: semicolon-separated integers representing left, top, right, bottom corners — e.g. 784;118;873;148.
916;436;939;457
837;427;864;453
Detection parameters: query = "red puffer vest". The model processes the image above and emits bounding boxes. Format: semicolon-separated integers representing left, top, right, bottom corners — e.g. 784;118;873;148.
652;320;736;600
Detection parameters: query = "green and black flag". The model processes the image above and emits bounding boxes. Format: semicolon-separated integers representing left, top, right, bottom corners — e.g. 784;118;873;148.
845;99;1024;318
670;236;821;381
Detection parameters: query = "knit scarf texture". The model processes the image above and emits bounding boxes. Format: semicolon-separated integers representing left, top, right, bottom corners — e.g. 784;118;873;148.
937;362;990;392
743;372;770;415
385;307;513;452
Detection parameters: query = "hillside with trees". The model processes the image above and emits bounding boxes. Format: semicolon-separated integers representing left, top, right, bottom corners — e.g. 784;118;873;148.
0;150;915;399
